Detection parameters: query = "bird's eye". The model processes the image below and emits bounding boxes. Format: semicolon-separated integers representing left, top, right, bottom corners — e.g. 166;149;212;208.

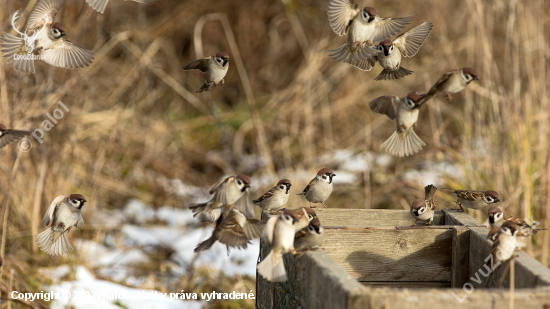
308;226;314;232
280;185;285;189
406;99;415;107
284;215;291;221
237;180;242;185
378;45;383;50
362;12;368;18
308;214;313;219
322;175;326;179
486;197;493;202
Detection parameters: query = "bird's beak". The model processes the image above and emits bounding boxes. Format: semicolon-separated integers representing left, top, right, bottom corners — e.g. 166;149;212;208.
332;173;336;177
496;198;500;202
62;32;67;37
83;199;87;202
476;76;480;81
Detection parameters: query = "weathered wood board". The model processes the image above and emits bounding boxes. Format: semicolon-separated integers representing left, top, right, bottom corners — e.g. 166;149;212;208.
257;209;550;309
320;227;452;283
313;208;445;226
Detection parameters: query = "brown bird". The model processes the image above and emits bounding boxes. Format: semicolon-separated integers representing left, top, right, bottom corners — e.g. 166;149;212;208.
194;208;265;254
181;52;230;93
410;184;437;226
36;194;86;256
1;0;94;74
417;68;480;106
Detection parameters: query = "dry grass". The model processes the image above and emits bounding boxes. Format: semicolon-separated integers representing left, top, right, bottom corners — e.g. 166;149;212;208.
0;0;549;307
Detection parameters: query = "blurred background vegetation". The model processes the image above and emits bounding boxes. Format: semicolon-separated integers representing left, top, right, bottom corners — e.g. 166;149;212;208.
0;0;549;308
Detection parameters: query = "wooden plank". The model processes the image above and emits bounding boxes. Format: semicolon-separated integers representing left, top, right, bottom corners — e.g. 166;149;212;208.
451;227;470;287
364;287;550;309
314;209;445;227
280;250;370;309
443;209;487;227
320;228;452;282
360;281;451;288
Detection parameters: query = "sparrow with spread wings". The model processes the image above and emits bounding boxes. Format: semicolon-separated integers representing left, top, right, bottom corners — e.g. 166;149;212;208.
1;0;95;74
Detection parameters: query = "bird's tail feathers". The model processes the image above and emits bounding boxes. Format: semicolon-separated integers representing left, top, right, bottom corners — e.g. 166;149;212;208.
257;251;287;282
381;130;425;157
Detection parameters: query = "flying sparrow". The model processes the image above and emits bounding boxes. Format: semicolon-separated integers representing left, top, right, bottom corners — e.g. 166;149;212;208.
253;179;292;213
189;174;255;223
1;0;94;74
369;92;426;157
194;208;265;254
440;188;500;211
410;184;437;226
296;168;336;208
327;0;412;70
181;52;230;93
84;0;158;14
257;209;299;282
35;194;86;256
293;217;325;250
293;207;317;231
417;67;480;106
365;21;433;80
0;124;31;149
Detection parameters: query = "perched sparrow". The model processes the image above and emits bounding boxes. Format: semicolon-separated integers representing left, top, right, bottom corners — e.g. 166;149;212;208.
296;168;336;208
366;21;433;80
369;92;426;157
294;218;325;250
440;188;500;211
194;208;265;254
327;0;412;70
189;174;255;223
35;194;86;256
490;221;523;266
253;179;292;212
84;0;158;14
418;68;480;106
293;207;317;231
181;52;230;93
257;209;299;282
410;184;437;226
1;0;94;74
0;124;31;149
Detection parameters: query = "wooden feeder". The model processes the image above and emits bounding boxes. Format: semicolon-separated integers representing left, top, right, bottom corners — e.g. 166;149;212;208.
256;209;550;309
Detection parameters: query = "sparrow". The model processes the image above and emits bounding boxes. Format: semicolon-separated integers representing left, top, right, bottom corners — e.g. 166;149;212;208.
257;209;299;282
366;21;433;81
490;221;519;266
189;174;255;223
369;92;426;157
293;217;325;250
84;0;159;14
1;0;94;74
35;194;86;256
181;52;230;93
293;207;317;231
440;188;500;211
327;0;412;70
296;168;336;208
417;67;480;106
194;208;265;254
253;179;292;213
0;124;31;149
410;184;437;226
